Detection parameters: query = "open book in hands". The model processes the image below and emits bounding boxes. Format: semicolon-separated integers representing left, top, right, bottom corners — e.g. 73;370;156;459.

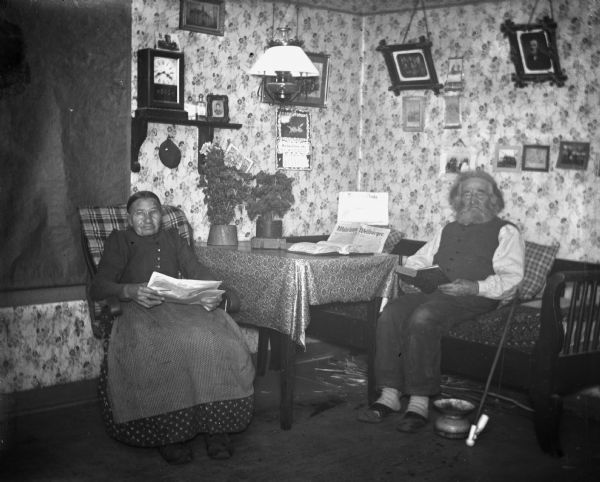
287;222;391;255
395;265;450;294
147;272;225;305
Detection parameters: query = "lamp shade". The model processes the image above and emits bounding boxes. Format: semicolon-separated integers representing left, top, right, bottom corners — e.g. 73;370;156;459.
249;45;319;78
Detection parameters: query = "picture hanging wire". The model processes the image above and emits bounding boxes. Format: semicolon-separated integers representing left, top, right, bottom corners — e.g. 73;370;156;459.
401;0;431;44
527;0;555;25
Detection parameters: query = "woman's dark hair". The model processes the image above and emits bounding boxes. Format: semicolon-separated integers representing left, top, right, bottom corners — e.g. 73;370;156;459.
126;191;162;212
449;170;505;213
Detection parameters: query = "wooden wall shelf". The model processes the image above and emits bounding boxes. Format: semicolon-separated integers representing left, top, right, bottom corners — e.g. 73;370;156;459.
131;110;242;172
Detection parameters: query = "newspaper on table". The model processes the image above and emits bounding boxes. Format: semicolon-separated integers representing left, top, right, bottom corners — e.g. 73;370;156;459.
147;272;225;304
287;222;390;255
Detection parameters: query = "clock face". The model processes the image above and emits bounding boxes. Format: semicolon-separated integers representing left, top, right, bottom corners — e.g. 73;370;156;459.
152;55;180;103
153;56;179;86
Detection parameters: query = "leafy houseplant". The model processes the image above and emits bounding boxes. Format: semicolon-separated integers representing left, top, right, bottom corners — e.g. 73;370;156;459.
198;142;250;244
246;170;295;238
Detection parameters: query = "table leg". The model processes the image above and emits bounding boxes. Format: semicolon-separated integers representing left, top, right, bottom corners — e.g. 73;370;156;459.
279;333;296;430
367;297;383;405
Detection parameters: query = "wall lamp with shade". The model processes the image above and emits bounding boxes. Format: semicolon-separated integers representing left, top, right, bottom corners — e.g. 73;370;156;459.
248;23;319;104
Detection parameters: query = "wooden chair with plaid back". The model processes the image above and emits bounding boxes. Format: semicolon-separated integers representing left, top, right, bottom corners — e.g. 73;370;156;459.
78;204;240;341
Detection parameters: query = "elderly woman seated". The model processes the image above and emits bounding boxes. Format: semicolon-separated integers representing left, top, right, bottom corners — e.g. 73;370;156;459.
90;191;254;464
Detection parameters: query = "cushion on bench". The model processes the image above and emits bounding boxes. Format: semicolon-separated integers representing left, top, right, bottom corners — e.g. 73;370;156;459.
447;305;541;353
519;241;560;301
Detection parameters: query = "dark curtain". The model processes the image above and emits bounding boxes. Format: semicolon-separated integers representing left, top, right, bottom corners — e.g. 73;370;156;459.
0;0;131;291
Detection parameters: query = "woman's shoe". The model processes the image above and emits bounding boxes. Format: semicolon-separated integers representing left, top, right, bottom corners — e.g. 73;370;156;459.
205;433;233;460
158;442;193;465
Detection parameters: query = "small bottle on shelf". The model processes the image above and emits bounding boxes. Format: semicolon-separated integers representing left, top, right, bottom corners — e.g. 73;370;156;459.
196;94;207;120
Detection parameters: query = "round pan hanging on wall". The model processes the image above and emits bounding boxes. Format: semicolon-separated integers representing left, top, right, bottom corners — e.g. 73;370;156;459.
158;136;181;168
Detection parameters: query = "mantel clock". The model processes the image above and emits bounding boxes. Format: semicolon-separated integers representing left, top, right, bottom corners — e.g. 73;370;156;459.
137;48;187;119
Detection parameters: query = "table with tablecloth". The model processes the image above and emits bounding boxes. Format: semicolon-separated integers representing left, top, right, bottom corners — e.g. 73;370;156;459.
195;242;399;428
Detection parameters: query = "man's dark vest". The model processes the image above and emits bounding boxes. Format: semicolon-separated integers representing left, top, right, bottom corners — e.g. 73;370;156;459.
433;217;512;282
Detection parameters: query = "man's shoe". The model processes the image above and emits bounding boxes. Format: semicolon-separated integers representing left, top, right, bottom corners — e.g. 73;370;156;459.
357;402;400;423
396;411;428;433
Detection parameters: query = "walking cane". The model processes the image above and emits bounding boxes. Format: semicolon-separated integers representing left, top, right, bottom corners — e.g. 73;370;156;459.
466;294;520;447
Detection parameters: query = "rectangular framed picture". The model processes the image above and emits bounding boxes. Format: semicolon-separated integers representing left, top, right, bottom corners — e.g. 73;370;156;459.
444;95;461;129
500;17;567;87
179;0;225;36
225;144;254;173
556;141;590;170
445;56;464;91
262;52;330;108
440;147;473;175
495;145;521;171
402;96;424;132
375;37;443;95
522;144;550;172
276;109;312;170
206;94;229;123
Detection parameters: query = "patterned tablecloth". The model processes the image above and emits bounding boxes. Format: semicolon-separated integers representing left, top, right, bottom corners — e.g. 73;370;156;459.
196;243;399;348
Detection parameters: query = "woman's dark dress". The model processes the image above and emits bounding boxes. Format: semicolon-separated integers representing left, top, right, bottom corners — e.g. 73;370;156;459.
91;228;254;446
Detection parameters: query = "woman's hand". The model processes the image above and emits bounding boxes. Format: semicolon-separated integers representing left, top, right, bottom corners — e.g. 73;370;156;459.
123;283;164;308
438;279;479;297
199;292;223;312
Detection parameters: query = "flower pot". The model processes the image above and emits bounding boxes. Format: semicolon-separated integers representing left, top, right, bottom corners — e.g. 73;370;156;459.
207;224;238;246
256;218;282;239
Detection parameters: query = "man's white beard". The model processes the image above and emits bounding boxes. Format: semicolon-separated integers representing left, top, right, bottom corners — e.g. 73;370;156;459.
456;204;493;225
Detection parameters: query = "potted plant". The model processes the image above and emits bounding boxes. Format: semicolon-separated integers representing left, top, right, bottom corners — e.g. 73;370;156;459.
198;142;251;245
246;170;295;238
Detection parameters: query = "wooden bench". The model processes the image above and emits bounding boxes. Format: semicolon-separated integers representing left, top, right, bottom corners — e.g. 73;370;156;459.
299;236;600;457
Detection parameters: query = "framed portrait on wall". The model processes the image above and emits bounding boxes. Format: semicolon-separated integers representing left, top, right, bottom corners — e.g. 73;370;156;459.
402;96;424;132
376;37;443;95
179;0;225;36
262;52;330;108
522;145;550;172
500;16;567;87
276;109;312;170
444;95;461;129
556;141;590;170
494;145;521;172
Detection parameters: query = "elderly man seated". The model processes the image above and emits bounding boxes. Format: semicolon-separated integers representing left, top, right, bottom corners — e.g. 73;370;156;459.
358;171;525;432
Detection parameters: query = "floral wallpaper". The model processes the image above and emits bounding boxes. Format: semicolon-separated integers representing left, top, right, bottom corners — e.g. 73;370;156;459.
132;0;600;262
131;0;365;241
5;0;600;394
0;302;103;393
361;0;600;262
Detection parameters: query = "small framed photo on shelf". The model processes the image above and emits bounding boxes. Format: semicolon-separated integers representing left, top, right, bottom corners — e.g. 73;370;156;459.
494;145;521;171
522;144;550;172
179;0;225;36
444;95;461;129
556;141;590;170
206;94;229;123
402;96;424;132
